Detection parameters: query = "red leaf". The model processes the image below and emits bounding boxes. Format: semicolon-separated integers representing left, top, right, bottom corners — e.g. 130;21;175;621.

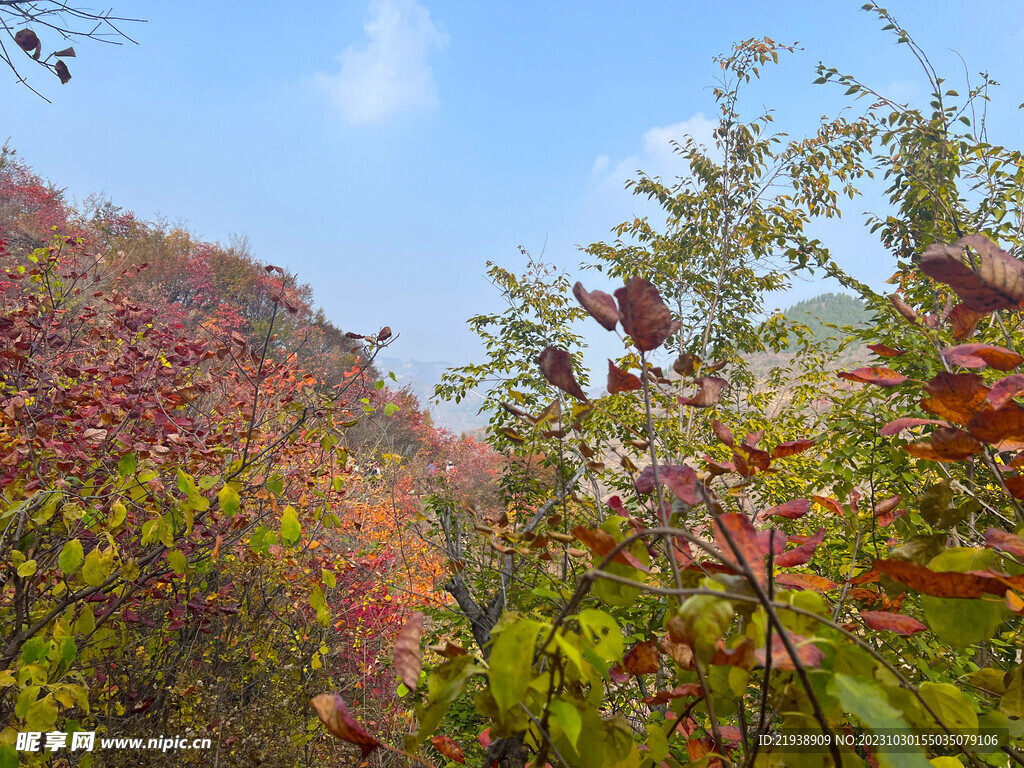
634;464;702;505
985;528;1024;558
573;283;619;331
754;632;823;670
770;439;815;459
762;499;811;520
859;611;928;636
714;513;766;585
431;735;466;764
879;417;948;436
537;346;588;401
607;360;642;393
310;693;381;757
872;559;1024;598
678;377;728;407
949;303;986;340
867;343;906;358
966;403;1024;445
621;640;661;675
614;278;681;352
941;343;1024;371
775;528;826;568
988;374;1024;410
710;419;734;447
922;372;990;425
393;611;423;692
921;235;1024;313
929;426;984;459
572;526;649;571
838;367;908;387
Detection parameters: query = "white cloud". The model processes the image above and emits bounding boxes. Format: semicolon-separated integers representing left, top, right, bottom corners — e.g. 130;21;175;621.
590;154;609;175
312;0;448;125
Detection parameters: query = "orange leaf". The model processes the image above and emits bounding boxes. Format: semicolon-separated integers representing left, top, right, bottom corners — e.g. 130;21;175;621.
770;439;815;459
941;343;1024;371
930;427;984;460
310;694;381;757
921;372;990;425
571;526;649;571
867;343;906;357
430;735;466;764
838;367;908;387
607;360;642;393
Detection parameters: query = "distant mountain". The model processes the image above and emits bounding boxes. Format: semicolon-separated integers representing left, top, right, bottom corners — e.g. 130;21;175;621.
781;292;870;340
377;357;489;434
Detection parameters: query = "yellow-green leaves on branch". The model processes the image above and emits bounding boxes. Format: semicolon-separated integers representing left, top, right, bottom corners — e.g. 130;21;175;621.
394;611;424;692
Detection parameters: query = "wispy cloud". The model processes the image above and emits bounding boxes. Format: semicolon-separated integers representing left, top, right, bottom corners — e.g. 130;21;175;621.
311;0;448;125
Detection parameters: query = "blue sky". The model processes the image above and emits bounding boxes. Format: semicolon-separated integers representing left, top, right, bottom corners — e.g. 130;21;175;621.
3;1;1024;371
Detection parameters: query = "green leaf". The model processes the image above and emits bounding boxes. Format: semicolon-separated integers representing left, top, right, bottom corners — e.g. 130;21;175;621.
20;637;48;665
118;452;137;477
919;682;977;731
488;618;543;714
322;569;336;589
829;674;932;768
549;698;582;748
218;483;240;516
0;744;17;768
281;506;301;546
168;549;187;575
59;539;84;575
416;655;482;742
384;402;399;417
577;608;623;662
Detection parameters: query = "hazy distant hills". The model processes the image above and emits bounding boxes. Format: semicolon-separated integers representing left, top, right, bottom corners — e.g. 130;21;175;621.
377;357;489;434
380;293;870;433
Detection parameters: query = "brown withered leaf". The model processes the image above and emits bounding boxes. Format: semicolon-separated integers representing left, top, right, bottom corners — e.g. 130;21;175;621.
859;611;929;636
941;343;1024;371
966;403;1024;446
889;293;918;323
573;282;619;331
428;641;467;658
710;419;734;447
985;528;1024;558
15;29;41;55
930;426;985;460
711;639;757;669
879;417;948;436
949;303;986;340
674;352;700;377
622;640;661;675
763;499;811;520
572;526;649;571
988;374;1024;410
310;693;381;757
376;326;392;342
431;735;466;764
614;278;682;352
394;612;424;692
55;60;71;84
659;637;695;669
537;346;588;401
54;47;76;58
607;360;642;393
771;439;815;459
775;528;826;568
678;377;728;407
838;367;908;387
921;235;1024;312
921;372;990;425
867;343;906;358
